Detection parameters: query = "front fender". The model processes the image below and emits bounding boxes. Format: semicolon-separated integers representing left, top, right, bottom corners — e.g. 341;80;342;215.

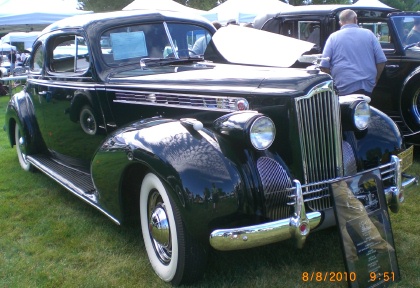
350;106;404;169
91;118;242;238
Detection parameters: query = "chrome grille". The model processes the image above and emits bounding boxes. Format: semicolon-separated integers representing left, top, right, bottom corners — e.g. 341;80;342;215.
257;157;293;219
294;81;342;211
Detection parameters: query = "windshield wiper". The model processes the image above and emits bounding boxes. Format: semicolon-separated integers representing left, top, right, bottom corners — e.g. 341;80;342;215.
140;56;203;69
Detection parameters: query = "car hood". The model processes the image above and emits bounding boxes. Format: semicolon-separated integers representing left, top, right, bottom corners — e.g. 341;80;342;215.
211;25;315;67
108;63;330;96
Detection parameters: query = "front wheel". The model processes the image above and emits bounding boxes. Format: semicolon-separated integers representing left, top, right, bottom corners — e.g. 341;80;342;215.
15;124;34;172
140;173;207;286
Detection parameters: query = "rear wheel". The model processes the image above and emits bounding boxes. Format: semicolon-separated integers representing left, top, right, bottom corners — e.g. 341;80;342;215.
410;86;420;125
15;124;34;172
79;105;97;135
402;84;420;130
140;173;207;286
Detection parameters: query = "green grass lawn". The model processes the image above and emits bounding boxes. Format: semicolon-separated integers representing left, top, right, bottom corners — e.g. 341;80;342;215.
0;94;419;287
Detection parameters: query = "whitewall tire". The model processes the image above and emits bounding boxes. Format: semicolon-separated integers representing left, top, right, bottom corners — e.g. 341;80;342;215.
15;124;33;172
140;173;207;285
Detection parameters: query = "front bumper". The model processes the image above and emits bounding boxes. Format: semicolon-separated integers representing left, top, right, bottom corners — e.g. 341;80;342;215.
210;180;322;251
210;153;418;251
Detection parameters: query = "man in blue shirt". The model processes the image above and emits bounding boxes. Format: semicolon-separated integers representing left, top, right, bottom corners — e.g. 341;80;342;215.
320;9;386;96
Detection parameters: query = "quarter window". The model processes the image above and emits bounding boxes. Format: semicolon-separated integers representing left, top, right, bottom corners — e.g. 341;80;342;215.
50;35;90;73
31;44;44;73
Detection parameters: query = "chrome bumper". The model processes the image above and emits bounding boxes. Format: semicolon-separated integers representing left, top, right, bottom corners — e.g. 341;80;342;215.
386;155;418;213
209;180;321;251
209;154;418;251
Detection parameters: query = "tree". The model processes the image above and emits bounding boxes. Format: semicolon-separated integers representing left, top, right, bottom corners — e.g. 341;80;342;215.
179;0;219;11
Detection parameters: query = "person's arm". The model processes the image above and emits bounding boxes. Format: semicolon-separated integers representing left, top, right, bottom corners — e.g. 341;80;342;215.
319;36;333;74
375;62;385;84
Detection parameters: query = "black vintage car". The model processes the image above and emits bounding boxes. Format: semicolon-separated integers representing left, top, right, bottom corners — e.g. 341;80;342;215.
260;4;420;145
3;9;416;285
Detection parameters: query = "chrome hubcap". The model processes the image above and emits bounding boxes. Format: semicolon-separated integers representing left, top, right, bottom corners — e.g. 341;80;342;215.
18;134;27;159
148;190;172;264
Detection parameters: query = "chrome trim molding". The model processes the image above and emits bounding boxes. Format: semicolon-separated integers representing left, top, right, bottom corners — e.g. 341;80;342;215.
113;91;249;112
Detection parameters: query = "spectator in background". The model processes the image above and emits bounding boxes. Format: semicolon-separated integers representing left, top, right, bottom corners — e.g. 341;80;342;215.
20;52;27;64
7;50;17;74
191;21;221;55
320;9;386;96
307;24;320;47
406;18;420;45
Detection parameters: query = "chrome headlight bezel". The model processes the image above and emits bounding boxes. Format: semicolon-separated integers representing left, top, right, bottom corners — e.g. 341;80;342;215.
249;116;276;150
353;101;370;131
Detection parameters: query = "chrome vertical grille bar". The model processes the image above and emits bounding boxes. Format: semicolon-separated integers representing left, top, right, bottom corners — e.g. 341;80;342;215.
294;81;343;211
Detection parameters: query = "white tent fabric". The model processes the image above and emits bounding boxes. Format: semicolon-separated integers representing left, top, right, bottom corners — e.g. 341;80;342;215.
205;0;292;25
123;0;207;14
352;0;396;9
0;42;16;52
0;0;92;33
1;32;41;50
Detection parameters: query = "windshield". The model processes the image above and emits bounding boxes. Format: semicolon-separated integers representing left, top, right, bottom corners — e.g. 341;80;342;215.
100;22;212;66
391;15;420;47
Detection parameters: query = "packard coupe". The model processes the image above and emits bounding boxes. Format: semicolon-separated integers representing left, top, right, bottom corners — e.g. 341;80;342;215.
4;9;416;285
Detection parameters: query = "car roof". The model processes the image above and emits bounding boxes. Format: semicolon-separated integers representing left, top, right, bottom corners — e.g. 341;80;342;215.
42;9;213;33
273;4;399;17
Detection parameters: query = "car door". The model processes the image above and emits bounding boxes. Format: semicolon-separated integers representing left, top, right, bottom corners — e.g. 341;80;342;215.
28;33;106;167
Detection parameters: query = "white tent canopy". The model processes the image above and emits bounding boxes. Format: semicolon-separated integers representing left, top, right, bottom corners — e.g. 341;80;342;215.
0;0;92;33
1;32;40;50
204;0;292;25
352;0;396;9
123;0;207;14
0;42;16;53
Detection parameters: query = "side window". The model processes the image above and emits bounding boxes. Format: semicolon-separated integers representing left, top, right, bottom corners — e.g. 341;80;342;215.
280;20;296;38
31;44;43;73
50;35;90;73
298;21;321;47
279;20;320;47
359;22;394;50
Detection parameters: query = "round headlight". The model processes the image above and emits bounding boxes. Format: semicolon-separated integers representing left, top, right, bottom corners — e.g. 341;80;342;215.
354;101;370;131
249;116;276;150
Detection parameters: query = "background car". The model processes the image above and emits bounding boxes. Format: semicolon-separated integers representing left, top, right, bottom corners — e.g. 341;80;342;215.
4;9;416;285
261;5;420;146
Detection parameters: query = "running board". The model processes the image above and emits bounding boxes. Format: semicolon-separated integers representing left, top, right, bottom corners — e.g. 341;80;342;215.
27;154;120;225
